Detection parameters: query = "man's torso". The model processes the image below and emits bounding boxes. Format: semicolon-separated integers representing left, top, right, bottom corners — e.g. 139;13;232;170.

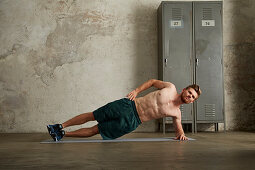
134;86;181;123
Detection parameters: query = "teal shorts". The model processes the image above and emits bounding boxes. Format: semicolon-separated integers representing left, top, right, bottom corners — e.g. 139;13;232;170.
93;98;142;140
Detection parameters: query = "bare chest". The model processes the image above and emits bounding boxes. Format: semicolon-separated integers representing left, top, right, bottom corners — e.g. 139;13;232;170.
158;102;180;117
156;90;179;116
135;88;180;122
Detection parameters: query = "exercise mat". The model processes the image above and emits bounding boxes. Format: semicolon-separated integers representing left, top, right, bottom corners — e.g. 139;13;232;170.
41;137;195;143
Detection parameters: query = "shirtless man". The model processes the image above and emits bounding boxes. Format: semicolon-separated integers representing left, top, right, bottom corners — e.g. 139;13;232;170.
47;79;201;141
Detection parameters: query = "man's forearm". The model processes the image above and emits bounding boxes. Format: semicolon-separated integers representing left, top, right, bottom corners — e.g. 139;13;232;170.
173;117;185;136
135;79;155;94
175;126;185;136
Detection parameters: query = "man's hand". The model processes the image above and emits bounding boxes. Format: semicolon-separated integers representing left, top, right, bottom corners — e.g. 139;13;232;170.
126;89;138;101
174;133;188;141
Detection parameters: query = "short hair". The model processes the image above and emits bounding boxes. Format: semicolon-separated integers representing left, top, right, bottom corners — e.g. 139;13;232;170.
185;84;202;99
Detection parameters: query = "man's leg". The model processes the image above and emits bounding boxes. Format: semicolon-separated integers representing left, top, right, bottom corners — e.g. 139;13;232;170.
62;112;95;128
62;112;99;138
65;125;99;137
47;112;99;141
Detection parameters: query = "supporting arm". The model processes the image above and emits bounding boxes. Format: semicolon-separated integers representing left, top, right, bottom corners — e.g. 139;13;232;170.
173;116;188;141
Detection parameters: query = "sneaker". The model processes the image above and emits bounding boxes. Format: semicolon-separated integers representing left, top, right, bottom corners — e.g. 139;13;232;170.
46;126;55;141
55;130;65;141
49;132;57;141
47;124;63;141
47;124;63;134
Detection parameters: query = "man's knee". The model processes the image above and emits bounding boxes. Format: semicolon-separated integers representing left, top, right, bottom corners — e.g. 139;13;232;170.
92;125;99;134
90;112;96;121
84;112;95;121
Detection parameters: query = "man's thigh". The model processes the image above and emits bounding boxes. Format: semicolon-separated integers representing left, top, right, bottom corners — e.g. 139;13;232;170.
98;119;127;139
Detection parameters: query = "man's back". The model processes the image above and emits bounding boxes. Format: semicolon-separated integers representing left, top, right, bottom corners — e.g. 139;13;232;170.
134;86;181;123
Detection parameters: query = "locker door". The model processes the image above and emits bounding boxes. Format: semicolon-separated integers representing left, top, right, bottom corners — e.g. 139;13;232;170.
194;2;223;121
163;2;193;121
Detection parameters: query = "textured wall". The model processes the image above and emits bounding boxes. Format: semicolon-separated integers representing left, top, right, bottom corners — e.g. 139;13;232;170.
0;0;159;132
0;0;254;133
223;0;255;130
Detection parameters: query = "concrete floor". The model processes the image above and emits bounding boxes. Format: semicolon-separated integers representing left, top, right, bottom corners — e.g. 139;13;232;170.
0;132;254;170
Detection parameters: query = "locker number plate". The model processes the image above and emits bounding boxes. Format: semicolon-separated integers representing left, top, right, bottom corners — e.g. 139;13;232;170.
170;20;183;28
202;20;215;26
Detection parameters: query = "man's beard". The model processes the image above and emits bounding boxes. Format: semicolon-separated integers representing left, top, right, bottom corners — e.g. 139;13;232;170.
181;93;189;104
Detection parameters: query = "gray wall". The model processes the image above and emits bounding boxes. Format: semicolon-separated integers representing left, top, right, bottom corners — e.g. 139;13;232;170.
223;0;255;130
0;0;254;133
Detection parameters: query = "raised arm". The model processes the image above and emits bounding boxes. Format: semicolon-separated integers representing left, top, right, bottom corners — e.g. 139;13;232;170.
152;79;173;89
173;115;188;141
126;79;173;101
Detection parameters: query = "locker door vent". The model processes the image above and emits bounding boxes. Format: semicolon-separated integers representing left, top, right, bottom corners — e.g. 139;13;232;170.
205;104;215;117
180;105;184;114
202;8;212;20
172;8;183;20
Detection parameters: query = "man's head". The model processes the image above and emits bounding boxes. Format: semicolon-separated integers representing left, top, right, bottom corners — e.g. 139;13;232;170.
181;84;202;104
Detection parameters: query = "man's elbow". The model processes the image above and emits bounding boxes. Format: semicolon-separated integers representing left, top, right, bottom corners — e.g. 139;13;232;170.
149;79;157;85
151;79;172;89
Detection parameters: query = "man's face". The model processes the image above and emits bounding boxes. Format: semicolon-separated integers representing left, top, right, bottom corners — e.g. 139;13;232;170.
181;88;198;104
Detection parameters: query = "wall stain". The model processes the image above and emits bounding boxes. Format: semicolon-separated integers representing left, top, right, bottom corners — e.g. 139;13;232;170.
0;44;23;60
28;10;116;86
0;81;27;131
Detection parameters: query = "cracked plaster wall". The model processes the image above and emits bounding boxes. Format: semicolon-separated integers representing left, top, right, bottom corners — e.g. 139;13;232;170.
0;0;254;133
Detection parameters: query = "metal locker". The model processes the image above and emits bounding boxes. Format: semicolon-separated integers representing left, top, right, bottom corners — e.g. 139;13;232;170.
194;2;224;131
158;2;193;133
158;1;225;133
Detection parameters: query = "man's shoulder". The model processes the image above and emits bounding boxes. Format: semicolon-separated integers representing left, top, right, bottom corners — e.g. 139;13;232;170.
158;84;178;100
162;83;177;91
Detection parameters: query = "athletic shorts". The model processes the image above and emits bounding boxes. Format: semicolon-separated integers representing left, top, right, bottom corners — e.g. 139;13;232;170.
93;98;142;140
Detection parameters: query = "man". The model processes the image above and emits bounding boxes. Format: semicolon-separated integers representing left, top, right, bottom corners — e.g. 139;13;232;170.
47;79;201;141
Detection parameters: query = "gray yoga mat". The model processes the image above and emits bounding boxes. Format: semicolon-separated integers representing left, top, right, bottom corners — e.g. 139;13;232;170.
41;137;195;143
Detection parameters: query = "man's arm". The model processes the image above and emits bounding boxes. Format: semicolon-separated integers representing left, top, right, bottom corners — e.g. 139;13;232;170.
127;79;173;100
172;115;188;141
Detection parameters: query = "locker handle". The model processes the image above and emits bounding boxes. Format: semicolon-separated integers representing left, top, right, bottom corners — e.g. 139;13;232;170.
164;58;168;66
195;58;199;67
